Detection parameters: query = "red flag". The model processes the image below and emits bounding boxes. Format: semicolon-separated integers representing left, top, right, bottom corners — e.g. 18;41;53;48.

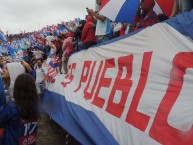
155;0;174;17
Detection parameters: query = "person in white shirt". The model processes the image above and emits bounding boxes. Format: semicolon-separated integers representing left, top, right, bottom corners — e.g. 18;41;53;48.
45;33;56;54
45;33;55;46
87;0;112;43
48;40;57;55
35;59;45;95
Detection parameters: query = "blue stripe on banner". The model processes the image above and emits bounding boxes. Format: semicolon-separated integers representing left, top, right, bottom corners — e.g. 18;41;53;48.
115;0;140;23
42;90;118;145
166;10;193;40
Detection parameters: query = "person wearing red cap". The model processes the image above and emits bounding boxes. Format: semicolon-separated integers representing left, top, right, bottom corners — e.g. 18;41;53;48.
134;0;158;31
81;15;97;49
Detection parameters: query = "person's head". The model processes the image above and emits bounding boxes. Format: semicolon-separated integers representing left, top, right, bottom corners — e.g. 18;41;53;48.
86;15;95;24
50;32;53;36
62;33;68;39
96;0;103;6
2;62;25;90
78;20;86;29
57;35;63;42
13;73;40;120
36;59;42;67
67;32;74;37
2;64;9;80
141;0;155;12
157;13;169;22
51;40;56;45
121;23;128;29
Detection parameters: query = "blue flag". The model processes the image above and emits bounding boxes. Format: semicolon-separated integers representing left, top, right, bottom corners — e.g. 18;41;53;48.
7;46;16;57
57;24;66;31
0;33;8;45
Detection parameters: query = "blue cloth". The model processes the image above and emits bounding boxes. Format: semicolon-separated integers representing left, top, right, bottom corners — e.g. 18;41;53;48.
7;46;16;57
57;24;66;31
0;102;20;145
167;10;193;40
0;33;7;45
0;102;38;145
28;70;36;80
23;56;30;62
115;0;140;23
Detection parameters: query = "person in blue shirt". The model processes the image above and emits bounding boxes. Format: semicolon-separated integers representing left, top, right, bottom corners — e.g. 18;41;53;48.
0;73;40;145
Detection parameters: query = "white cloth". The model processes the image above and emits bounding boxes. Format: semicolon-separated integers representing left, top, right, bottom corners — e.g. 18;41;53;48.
35;67;45;83
95;18;112;36
45;36;55;45
113;23;122;32
7;62;25;97
32;50;42;59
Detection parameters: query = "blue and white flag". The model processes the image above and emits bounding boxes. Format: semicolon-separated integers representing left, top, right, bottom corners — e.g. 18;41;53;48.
7;46;16;57
0;32;8;45
57;24;66;31
99;0;140;23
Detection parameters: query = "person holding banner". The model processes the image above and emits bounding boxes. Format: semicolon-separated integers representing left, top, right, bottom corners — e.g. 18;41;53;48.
134;0;158;31
87;0;112;43
81;15;97;49
0;73;40;145
62;32;74;74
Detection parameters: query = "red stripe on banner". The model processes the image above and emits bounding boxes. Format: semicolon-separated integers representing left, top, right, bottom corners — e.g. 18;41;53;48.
125;52;152;132
150;52;193;145
52;72;58;78
155;0;174;17
99;0;110;11
49;70;56;76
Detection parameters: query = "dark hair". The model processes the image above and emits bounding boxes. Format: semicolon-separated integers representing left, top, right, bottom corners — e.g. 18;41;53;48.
57;35;63;39
74;20;86;40
13;73;40;120
51;40;56;44
36;58;42;63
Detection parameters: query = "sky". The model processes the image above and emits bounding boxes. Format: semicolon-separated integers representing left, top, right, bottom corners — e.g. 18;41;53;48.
0;0;95;34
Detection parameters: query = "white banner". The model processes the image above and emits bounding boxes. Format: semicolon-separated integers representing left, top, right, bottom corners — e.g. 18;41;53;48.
45;23;193;145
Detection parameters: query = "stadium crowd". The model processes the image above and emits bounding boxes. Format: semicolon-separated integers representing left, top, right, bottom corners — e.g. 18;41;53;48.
0;0;192;144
